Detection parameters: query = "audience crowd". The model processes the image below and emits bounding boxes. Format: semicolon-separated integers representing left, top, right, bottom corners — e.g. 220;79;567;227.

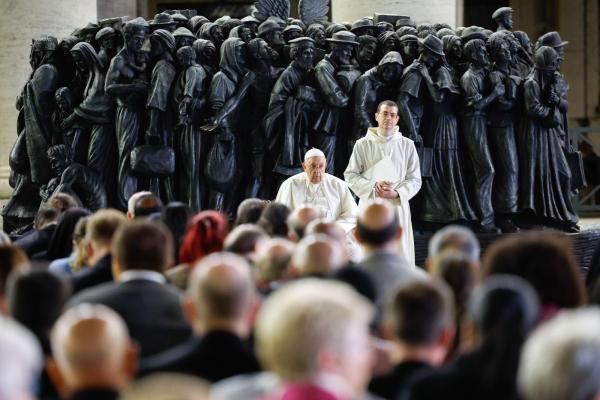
2;191;600;400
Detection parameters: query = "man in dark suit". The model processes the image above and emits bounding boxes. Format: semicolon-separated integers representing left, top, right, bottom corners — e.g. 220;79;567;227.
14;208;59;257
139;252;261;382
369;280;455;399
69;220;191;358
70;209;127;294
47;304;138;400
355;200;426;309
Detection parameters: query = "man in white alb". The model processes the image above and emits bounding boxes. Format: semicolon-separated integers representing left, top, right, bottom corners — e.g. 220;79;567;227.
344;100;421;266
276;148;358;231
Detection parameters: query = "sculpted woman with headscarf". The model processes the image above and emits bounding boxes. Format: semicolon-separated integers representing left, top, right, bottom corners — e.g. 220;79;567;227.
67;42;116;204
205;37;248;211
519;46;578;232
418;40;477;225
3;36;59;232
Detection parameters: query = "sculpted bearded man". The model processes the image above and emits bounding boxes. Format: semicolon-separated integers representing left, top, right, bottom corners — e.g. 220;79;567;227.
276;148;358;231
345;100;422;266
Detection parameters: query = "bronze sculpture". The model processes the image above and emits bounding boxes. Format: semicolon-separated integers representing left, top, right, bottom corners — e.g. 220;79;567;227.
105;17;149;210
313;30;357;175
459;38;503;233
3;4;584;235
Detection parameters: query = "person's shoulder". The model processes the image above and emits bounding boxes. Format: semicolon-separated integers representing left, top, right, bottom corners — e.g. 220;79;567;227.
288;172;308;183
69;281;118;306
324;173;347;186
138;336;200;376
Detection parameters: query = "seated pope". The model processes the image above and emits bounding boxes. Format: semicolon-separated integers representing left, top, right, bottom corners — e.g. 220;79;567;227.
275;148;358;230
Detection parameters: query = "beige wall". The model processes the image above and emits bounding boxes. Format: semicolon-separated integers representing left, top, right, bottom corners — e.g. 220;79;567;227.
0;0;97;197
332;0;462;27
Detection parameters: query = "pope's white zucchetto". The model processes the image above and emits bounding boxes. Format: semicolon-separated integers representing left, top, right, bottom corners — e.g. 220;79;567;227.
304;148;326;161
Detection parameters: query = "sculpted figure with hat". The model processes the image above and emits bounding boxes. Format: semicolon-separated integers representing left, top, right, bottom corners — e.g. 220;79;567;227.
312;31;359;176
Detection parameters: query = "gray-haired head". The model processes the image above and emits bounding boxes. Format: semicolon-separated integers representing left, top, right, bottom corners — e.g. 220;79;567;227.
519;307;600;400
428;225;480;262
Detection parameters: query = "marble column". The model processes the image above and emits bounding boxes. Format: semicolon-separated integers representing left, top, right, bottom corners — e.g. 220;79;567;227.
0;0;97;198
332;0;462;27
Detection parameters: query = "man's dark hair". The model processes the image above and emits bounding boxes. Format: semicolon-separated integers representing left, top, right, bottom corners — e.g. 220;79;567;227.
258;202;291;237
235;198;268;226
0;245;28;297
387;280;454;345
133;193;163;218
34;208;60;229
113;220;173;272
223;224;268;257
356;208;399;246
376;100;398;112
7;269;71;339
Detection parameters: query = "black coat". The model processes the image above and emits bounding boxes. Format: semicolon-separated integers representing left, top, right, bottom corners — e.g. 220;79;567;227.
14;224;56;257
368;361;431;400
70;253;113;294
69;278;192;358
139;330;261;382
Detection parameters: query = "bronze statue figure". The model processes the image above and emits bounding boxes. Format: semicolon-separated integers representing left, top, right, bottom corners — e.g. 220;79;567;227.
519;46;579;232
3;36;59;232
105;17;149;210
313;30;357;175
459;38;503;232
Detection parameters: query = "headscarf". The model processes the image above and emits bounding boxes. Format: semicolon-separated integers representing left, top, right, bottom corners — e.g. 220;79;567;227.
219;37;246;84
70;42;113;122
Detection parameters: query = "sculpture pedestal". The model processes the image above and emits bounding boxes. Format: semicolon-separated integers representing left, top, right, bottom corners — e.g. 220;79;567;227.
414;225;600;279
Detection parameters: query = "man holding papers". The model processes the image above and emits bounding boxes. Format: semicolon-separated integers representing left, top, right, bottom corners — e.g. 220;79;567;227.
276;148;358;231
345;100;422;265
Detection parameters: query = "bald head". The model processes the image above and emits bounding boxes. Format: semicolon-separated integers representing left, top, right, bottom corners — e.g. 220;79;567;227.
50;304;135;392
356;200;400;248
287;204;322;241
306;219;346;243
292;234;343;277
255;238;295;285
306;219;349;262
188;252;255;327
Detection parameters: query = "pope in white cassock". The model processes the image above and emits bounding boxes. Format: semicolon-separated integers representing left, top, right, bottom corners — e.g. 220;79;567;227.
344;100;422;266
276;148;358;231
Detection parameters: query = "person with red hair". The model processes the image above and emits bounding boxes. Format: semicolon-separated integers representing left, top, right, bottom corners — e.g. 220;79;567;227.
167;211;229;289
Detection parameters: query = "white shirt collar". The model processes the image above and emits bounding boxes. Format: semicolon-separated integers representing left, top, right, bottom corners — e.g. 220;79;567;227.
120;270;166;284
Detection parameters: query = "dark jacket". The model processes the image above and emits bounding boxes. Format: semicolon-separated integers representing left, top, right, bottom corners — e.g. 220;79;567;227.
69;278;191;358
70;253;113;294
139;330;261;382
368;360;431;400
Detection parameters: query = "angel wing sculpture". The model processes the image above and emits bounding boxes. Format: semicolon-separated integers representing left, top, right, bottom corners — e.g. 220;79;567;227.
251;0;290;22
299;0;330;25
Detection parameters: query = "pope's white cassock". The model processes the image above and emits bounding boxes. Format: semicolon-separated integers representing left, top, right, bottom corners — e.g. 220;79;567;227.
275;172;358;231
344;127;422;266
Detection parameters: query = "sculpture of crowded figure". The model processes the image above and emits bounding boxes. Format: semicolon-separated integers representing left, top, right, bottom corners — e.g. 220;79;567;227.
3;3;582;234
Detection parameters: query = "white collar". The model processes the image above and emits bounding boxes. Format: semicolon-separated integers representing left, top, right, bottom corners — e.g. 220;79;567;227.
120;270;166;284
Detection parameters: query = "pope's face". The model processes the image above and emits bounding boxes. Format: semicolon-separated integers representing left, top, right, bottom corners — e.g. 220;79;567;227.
302;156;326;184
375;104;400;134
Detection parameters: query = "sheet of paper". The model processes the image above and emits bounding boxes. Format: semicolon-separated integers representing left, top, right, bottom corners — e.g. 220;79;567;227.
362;156;400;185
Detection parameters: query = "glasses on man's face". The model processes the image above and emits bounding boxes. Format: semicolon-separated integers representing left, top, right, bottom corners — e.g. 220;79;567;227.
378;111;398;118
